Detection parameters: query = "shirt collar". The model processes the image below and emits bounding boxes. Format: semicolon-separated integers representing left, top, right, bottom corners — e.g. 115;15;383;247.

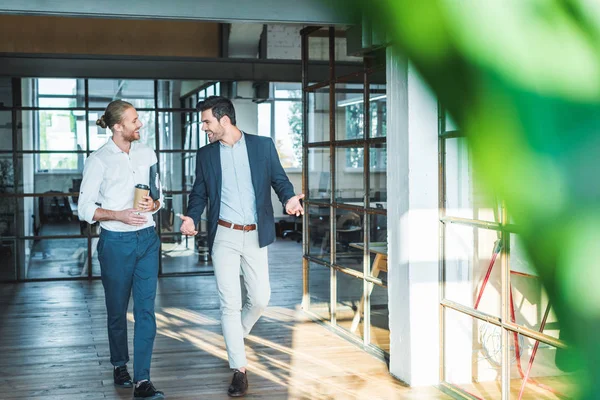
219;131;245;148
108;137;136;154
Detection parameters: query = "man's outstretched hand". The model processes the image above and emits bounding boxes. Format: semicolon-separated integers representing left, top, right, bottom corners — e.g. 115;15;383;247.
285;193;305;217
178;214;198;236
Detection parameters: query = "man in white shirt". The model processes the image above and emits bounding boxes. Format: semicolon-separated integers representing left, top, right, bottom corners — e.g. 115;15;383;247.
78;100;164;400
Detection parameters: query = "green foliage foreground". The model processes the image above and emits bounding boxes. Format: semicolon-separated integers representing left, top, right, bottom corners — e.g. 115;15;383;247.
339;0;600;398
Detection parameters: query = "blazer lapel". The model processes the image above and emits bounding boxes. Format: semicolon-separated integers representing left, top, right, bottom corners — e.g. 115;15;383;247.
244;133;261;196
209;142;222;196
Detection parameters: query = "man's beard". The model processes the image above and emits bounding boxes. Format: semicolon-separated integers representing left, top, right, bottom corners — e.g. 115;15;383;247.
207;128;223;143
124;130;139;142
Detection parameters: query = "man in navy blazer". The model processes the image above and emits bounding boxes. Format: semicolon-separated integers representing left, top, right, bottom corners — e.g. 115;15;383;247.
179;96;303;397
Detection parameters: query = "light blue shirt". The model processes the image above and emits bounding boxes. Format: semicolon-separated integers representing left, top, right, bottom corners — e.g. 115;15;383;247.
219;133;258;225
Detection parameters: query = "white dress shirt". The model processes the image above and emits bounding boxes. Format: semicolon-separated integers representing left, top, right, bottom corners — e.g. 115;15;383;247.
78;138;163;232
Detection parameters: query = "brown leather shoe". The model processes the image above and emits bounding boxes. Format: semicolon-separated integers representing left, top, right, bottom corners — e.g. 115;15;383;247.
227;369;248;397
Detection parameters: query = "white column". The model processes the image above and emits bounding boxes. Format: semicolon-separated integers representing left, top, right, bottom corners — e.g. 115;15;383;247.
387;47;441;386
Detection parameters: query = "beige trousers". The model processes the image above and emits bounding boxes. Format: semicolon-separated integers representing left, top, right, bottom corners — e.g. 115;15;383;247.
211;225;270;369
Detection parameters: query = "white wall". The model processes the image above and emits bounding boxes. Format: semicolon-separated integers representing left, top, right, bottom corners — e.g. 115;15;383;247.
387;49;441;386
232;82;259;134
267;24;362;62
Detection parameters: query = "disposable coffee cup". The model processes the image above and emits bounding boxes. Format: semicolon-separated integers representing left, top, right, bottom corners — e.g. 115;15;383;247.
133;184;150;210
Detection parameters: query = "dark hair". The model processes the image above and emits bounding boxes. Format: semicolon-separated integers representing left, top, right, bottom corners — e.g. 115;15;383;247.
96;100;134;130
196;96;236;125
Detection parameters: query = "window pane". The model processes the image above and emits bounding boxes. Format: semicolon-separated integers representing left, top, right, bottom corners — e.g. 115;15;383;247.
160;193;184;235
38;98;78;108
334;207;363;273
136;111;156;150
18;195;82;237
0;239;16;281
368;214;387;280
0;155;15;193
444;307;502;399
0;77;12;108
257;103;272;137
308;262;331;321
157;80;205;109
88;111;110;151
336;270;364;338
206;85;214;97
0;111;12;150
274;100;302;169
308;204;330;262
274;82;302;99
307;87;329;143
88;79;155;109
444;223;502;317
39;153;84;172
183;152;197;192
307;148;330;202
90;237;101;277
336;83;365;141
370;145;386;208
22;78;86;108
38;79;78;96
160;192;209;238
0;198;16;237
509;334;577;399
509;234;557;334
19;110;87;153
20;238;89;279
160;194;212;274
369;84;387;138
16;154;84;194
370;283;389;352
335;147;365;204
445;137;499;222
160;153;184;192
159;111;203;151
307;28;331;84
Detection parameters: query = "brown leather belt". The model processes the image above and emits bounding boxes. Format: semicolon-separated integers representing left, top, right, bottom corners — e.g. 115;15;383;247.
218;219;257;231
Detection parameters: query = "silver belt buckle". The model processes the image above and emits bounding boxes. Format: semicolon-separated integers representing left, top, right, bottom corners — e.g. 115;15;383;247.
242;223;254;232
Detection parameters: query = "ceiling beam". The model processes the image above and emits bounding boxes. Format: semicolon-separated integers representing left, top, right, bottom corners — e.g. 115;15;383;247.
0;0;354;25
0;54;366;83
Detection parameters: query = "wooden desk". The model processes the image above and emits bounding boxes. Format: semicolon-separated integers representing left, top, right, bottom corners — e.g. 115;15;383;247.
349;242;388;333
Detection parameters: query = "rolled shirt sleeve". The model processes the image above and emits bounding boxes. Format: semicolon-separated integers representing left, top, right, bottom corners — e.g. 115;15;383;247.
78;156;104;224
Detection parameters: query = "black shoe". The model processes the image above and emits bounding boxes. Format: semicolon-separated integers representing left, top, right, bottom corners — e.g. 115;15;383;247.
227;369;248;397
113;365;133;388
133;381;165;399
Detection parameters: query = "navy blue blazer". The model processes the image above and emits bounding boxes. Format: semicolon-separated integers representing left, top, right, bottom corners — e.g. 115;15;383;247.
186;133;296;251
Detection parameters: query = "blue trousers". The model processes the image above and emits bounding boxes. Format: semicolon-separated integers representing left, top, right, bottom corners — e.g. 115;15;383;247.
97;226;160;382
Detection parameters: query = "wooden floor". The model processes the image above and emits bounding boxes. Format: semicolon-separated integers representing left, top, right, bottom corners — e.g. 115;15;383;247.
0;239;449;400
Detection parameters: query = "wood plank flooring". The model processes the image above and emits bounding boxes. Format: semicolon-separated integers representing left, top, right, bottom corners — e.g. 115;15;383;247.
0;239;449;399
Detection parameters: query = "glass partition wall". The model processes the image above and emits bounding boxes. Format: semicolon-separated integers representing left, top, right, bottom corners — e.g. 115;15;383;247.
439;112;576;398
301;27;389;355
0;78;218;281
